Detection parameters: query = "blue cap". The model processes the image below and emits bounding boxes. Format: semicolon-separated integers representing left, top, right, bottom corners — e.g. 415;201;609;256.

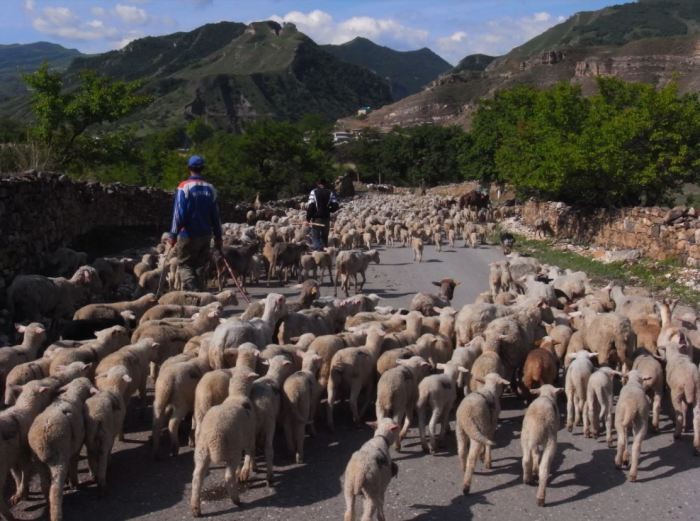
187;155;204;169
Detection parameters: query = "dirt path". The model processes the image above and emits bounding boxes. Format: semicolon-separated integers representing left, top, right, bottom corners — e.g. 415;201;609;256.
11;244;700;521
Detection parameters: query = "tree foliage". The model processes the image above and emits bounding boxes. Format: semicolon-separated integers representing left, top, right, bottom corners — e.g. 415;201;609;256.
23;63;152;166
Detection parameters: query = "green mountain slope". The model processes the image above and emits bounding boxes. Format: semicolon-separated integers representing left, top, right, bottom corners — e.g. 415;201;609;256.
349;0;700;131
0;42;82;103
322;37;452;99
452;54;496;73
64;21;392;131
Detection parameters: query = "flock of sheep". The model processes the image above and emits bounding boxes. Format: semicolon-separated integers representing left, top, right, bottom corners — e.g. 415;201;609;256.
0;192;698;521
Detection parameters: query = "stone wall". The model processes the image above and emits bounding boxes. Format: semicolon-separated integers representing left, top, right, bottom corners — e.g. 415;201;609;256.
0;172;252;291
519;200;700;267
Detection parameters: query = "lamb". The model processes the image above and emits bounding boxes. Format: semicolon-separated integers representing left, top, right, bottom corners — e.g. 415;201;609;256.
0;380;55;520
327;328;386;430
376;336;435;374
209;293;287;368
411;237;424;263
139;304;201;323
133;253;157;279
335;249;381;297
455;302;512;345
342;418;399;521
248;355;293;483
433;231;442;252
409;279;461;317
4;357;52;406
456;373;510;495
521;337;559;398
469;350;505;392
520;385;563;506
565;351;598;434
84;365;132;493
48;325;130;377
553;271;591;302
572;308;636;371
631;349;664;431
614;370;651;481
0;323;47;398
307;331;367;390
299;254;317;281
28;377;95;521
95;338;159;409
191;344;260;441
74;293;158;322
416;362;468;454
158;289;237;307
658;341;700;454
151;346;213;458
450;337;484;393
7;266;95;323
375;356;431;450
543;323;572;362
311;249;334;284
287;279;321;312
586;367;621;446
282;349;323;464
190;369;259;516
132;306;221;376
44;247;87;278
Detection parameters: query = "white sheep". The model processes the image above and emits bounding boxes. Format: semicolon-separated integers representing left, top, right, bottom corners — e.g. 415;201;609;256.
342;418;399;521
614;370;651;481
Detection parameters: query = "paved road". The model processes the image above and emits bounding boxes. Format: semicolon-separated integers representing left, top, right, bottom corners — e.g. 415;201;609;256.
12;244;700;521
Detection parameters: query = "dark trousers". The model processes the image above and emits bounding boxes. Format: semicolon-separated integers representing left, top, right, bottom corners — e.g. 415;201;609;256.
310;218;330;251
175;235;211;290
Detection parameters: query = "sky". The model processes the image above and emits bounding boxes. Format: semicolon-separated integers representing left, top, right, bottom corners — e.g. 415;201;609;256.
4;0;623;64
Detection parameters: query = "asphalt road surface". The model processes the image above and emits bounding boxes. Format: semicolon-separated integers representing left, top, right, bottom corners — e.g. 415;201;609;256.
11;244;700;521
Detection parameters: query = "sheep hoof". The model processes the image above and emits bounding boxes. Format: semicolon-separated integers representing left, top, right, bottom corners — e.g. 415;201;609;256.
462;485;470;495
694;448;700;457
537;497;545;507
9;494;21;507
233;498;242;507
170;447;179;457
607;441;614;449
191;506;202;517
567;425;573;433
628;473;637;482
421;444;430;454
673;433;681;440
295;456;303;465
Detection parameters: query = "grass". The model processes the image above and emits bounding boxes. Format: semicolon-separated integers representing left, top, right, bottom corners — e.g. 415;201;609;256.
513;235;700;310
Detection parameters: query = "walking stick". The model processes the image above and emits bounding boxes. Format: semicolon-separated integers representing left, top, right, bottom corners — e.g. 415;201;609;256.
221;255;252;304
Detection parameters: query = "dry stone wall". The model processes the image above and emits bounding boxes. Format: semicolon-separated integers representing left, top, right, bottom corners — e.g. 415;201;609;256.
519;200;700;268
0;172;250;291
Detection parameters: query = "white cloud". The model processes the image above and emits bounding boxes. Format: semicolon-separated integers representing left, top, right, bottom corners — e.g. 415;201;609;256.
24;0;35;11
32;5;119;41
271;9;428;48
114;3;149;25
91;6;106;17
437;11;566;63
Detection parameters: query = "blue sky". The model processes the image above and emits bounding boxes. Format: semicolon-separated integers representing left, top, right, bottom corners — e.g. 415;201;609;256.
5;0;622;64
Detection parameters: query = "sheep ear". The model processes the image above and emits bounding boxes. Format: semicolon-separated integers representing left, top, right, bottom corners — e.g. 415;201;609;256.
457;367;470;374
431;281;441;287
587;352;598;359
15;324;26;333
554;387;565;395
289;336;300;344
497;377;510;386
435;363;446;371
292;284;303;290
365;421;378;430
123;374;133;383
90;387;99;395
454;281;462;286
260;360;270;367
530;388;541;396
390;423;400;432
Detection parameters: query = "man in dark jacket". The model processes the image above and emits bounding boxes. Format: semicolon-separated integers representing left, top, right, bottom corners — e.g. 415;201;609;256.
306;178;339;251
167;155;222;290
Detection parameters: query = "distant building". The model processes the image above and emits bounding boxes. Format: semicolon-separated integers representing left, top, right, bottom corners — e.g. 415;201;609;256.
357;106;372;117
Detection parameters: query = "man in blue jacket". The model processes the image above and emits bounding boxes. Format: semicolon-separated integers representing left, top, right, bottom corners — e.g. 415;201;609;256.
167;155;223;290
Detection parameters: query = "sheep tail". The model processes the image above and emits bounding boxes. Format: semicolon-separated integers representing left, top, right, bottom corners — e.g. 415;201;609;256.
465;422;496;447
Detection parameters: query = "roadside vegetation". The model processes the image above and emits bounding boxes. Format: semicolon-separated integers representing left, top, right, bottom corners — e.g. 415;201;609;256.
0;66;698;207
514;235;700;309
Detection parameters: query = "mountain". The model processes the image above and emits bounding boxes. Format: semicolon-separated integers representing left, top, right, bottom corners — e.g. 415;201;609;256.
0;21;393;132
0;42;82;103
347;0;700;130
321;37;452;99
452;54;496;73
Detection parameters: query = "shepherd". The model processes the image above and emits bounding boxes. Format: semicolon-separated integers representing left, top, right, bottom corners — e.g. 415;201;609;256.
305;177;339;251
167;155;223;291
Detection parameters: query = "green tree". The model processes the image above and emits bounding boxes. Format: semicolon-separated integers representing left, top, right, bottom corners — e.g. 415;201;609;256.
23;63;152;166
186;118;214;146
